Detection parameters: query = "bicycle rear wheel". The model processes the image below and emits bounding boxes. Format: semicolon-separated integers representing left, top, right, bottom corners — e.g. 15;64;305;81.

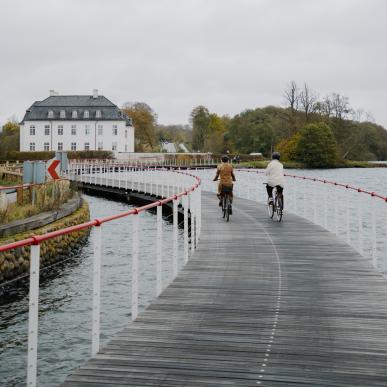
275;195;283;222
267;200;274;218
226;201;231;222
222;196;227;218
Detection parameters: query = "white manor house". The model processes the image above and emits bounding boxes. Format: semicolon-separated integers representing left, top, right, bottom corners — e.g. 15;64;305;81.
20;90;134;153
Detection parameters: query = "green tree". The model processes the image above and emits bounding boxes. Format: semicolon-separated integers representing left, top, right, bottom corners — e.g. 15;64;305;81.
203;114;227;153
228;108;275;156
190;106;210;151
122;102;157;151
0;121;20;159
296;122;338;167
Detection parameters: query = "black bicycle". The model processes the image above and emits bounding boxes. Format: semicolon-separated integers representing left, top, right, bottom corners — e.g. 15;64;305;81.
220;186;233;222
267;187;283;222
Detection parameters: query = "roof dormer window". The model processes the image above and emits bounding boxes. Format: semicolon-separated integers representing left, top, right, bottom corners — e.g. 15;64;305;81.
60;110;66;119
72;110;78;119
84;110;89;119
96;110;102;118
48;110;54;119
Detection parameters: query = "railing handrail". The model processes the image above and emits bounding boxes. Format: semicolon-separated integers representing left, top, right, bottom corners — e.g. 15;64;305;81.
0;172;200;253
235;168;387;202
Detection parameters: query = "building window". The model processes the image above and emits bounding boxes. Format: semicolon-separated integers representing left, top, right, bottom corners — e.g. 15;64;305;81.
125;144;127;152
97;125;103;136
44;142;50;151
97;141;103;151
85;125;90;135
58;142;63;151
84;142;90;151
30;125;35;135
112;142;117;151
96;110;101;118
112;125;118;135
71;142;77;151
125;129;127;139
58;125;63;135
72;110;78;119
60;110;66;119
29;142;35;151
48;110;54;119
84;110;89;119
44;125;50;135
71;125;76;135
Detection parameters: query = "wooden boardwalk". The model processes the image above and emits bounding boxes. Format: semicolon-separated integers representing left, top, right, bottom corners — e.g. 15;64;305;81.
62;192;387;386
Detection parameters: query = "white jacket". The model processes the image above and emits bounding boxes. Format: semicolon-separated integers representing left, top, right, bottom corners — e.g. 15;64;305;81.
265;160;284;187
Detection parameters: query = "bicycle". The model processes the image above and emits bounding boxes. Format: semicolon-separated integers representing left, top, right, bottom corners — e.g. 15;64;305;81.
220;186;233;222
267;186;284;222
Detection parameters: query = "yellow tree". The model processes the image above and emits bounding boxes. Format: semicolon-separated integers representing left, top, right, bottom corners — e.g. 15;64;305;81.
122;102;157;151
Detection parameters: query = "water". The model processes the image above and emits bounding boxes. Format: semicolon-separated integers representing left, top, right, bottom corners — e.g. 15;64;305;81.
0;194;184;387
1;167;387;386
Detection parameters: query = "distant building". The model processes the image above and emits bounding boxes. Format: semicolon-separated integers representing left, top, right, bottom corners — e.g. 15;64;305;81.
20;90;134;153
160;141;177;153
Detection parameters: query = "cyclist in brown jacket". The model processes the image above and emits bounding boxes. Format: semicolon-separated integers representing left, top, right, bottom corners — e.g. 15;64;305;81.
213;155;236;209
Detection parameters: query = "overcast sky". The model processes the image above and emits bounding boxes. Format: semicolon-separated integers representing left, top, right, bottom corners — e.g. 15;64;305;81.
1;0;386;128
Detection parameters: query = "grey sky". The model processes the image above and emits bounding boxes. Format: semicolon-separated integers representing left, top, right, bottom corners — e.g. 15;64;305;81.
1;0;386;128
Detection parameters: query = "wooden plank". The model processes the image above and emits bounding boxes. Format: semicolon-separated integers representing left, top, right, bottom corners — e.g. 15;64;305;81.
61;192;387;386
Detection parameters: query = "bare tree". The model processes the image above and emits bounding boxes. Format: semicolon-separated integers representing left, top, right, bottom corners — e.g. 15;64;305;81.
330;93;351;120
299;83;318;121
351;108;364;122
283;81;299;113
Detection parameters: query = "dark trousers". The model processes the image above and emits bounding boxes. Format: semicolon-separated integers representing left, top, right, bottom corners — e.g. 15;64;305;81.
266;184;283;200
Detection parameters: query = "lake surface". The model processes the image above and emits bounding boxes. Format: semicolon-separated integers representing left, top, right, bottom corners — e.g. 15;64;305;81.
0;194;184;387
1;167;386;386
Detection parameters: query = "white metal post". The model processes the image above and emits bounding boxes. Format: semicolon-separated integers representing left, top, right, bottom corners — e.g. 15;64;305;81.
183;195;189;263
156;204;162;296
371;197;377;267
195;189;200;245
26;244;41;387
91;225;102;356
358;197;363;256
131;214;139;320
190;192;195;253
173;199;178;277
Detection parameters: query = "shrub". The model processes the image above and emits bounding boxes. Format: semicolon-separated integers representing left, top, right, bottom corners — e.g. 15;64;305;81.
295;122;338;167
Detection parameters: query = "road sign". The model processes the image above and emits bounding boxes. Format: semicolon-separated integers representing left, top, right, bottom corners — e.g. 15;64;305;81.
23;161;46;184
47;159;61;180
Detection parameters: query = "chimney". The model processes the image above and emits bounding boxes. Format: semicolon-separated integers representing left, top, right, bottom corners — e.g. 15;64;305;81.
93;89;98;99
50;89;57;96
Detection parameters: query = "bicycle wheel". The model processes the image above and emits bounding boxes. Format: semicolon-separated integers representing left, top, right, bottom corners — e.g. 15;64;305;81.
275;195;283;222
226;200;231;222
222;196;227;218
267;200;274;218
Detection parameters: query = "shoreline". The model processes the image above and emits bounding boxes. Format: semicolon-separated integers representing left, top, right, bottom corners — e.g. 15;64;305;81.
236;160;387;169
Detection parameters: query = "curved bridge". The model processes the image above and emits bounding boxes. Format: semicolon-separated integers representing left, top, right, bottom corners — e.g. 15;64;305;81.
62;191;387;386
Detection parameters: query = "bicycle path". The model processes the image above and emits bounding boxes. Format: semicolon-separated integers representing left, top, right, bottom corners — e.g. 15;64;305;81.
62;192;387;386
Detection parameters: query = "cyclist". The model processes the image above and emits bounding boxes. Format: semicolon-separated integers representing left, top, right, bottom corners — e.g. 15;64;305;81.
266;151;284;205
213;155;236;211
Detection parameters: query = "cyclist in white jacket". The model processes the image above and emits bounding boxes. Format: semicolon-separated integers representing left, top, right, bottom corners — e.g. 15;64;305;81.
265;152;284;204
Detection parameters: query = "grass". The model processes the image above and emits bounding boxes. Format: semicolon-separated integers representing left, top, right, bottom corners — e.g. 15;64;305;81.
0;181;74;225
0;179;19;187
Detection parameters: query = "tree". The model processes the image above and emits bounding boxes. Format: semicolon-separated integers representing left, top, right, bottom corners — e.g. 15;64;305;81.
283;81;299;113
330;93;351;120
299;83;318;122
190;106;210;151
295;122;338;167
122;102;157;151
0;121;20;159
203;114;227;153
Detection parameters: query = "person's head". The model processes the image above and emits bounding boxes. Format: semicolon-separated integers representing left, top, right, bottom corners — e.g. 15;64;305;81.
272;151;280;160
221;155;229;163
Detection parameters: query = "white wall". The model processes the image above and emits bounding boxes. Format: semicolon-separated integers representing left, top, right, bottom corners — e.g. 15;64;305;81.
20;120;134;152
